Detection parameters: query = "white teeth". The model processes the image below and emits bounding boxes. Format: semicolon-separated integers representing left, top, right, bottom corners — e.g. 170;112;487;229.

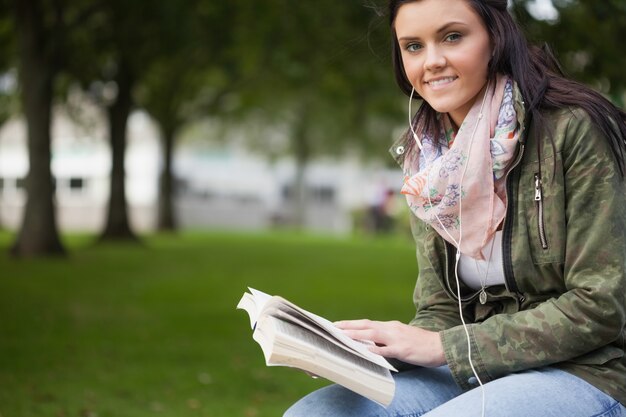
428;77;456;86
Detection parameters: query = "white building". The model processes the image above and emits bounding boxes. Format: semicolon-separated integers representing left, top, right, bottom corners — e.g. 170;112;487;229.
0;107;403;235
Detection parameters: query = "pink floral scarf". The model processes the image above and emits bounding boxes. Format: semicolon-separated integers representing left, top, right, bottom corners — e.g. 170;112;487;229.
401;75;525;259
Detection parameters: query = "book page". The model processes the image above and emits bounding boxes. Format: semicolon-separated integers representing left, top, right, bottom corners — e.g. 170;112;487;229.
249;287;273;309
262;295;396;371
270;317;392;379
236;292;258;329
272;304;392;369
236;288;274;328
257;315;395;406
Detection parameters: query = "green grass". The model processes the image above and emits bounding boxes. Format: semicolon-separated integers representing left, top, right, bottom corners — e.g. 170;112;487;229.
0;230;417;417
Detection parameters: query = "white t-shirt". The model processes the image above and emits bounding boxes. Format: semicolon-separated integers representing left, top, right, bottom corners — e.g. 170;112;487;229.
458;230;506;290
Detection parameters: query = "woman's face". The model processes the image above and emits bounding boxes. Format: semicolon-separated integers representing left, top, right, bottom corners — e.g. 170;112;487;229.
394;0;492;127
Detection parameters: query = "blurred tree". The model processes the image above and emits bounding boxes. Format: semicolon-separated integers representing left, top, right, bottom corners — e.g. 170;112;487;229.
67;0;176;241
94;0;149;242
8;0;97;256
9;0;108;256
137;1;240;232
230;0;403;227
82;1;413;235
138;53;192;232
512;0;626;104
3;0;105;254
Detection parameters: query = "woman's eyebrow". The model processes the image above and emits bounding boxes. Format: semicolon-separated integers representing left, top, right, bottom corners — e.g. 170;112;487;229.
398;21;469;42
436;21;468;34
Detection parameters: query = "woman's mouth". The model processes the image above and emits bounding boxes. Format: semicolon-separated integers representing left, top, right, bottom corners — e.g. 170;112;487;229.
426;76;458;88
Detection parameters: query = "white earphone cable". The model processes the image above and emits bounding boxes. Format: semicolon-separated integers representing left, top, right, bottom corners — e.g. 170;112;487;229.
409;83;491;417
408;88;423;150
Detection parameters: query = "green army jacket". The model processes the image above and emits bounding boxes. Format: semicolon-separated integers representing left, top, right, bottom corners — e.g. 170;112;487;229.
390;107;626;405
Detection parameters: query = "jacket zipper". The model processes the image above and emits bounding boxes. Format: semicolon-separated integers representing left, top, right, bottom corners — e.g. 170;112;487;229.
534;173;549;249
502;144;525;301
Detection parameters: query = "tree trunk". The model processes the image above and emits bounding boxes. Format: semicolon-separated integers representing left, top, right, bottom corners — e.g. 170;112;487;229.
99;59;138;242
157;125;177;231
11;0;65;257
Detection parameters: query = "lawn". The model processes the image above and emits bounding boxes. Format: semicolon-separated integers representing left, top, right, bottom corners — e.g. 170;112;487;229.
0;231;417;417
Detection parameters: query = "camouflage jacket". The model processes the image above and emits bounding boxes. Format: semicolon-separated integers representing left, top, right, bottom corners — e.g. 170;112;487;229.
390;107;626;405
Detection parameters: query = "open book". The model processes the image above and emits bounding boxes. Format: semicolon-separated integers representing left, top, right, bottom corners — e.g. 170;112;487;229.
237;288;397;406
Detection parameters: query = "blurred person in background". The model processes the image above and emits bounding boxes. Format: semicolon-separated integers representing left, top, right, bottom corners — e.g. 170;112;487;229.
368;186;396;234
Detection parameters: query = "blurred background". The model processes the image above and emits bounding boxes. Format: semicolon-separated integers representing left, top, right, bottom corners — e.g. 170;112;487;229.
0;0;624;416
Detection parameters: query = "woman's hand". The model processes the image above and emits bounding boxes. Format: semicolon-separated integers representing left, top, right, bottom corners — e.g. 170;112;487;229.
335;319;446;368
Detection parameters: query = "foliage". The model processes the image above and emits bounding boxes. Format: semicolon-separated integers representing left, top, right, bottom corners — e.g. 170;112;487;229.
0;6;18;126
135;0;244;230
0;230;416;417
513;0;626;103
217;1;405;226
230;0;404;160
137;1;242;128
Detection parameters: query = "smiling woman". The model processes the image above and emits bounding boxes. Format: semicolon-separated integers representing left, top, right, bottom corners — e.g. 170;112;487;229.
283;0;626;416
394;0;492;126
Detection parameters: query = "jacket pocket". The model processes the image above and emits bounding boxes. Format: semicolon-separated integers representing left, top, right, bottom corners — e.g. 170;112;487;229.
534;173;548;250
518;159;565;265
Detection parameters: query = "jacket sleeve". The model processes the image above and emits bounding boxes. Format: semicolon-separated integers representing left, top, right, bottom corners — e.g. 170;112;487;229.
408;214;465;332
440;110;626;390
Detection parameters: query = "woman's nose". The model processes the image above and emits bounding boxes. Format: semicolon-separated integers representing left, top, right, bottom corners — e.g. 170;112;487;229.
424;46;446;71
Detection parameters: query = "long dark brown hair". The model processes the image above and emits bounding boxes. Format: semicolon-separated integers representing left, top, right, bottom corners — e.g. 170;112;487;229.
389;0;626;176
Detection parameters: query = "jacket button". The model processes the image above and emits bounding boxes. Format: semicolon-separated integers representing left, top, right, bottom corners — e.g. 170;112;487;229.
396;146;405;155
467;376;478;385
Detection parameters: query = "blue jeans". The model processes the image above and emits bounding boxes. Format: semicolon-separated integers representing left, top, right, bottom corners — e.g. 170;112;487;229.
283;366;626;417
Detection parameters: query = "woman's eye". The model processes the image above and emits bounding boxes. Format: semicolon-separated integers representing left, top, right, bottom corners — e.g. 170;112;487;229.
445;33;462;42
406;43;422;52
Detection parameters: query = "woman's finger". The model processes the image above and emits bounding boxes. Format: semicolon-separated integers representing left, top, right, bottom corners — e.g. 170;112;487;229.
334;319;376;330
340;328;379;343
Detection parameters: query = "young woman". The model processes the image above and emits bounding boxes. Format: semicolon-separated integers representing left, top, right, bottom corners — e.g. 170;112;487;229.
284;0;626;416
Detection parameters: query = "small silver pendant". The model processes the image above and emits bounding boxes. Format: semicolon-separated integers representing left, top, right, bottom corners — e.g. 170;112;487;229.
479;290;488;305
